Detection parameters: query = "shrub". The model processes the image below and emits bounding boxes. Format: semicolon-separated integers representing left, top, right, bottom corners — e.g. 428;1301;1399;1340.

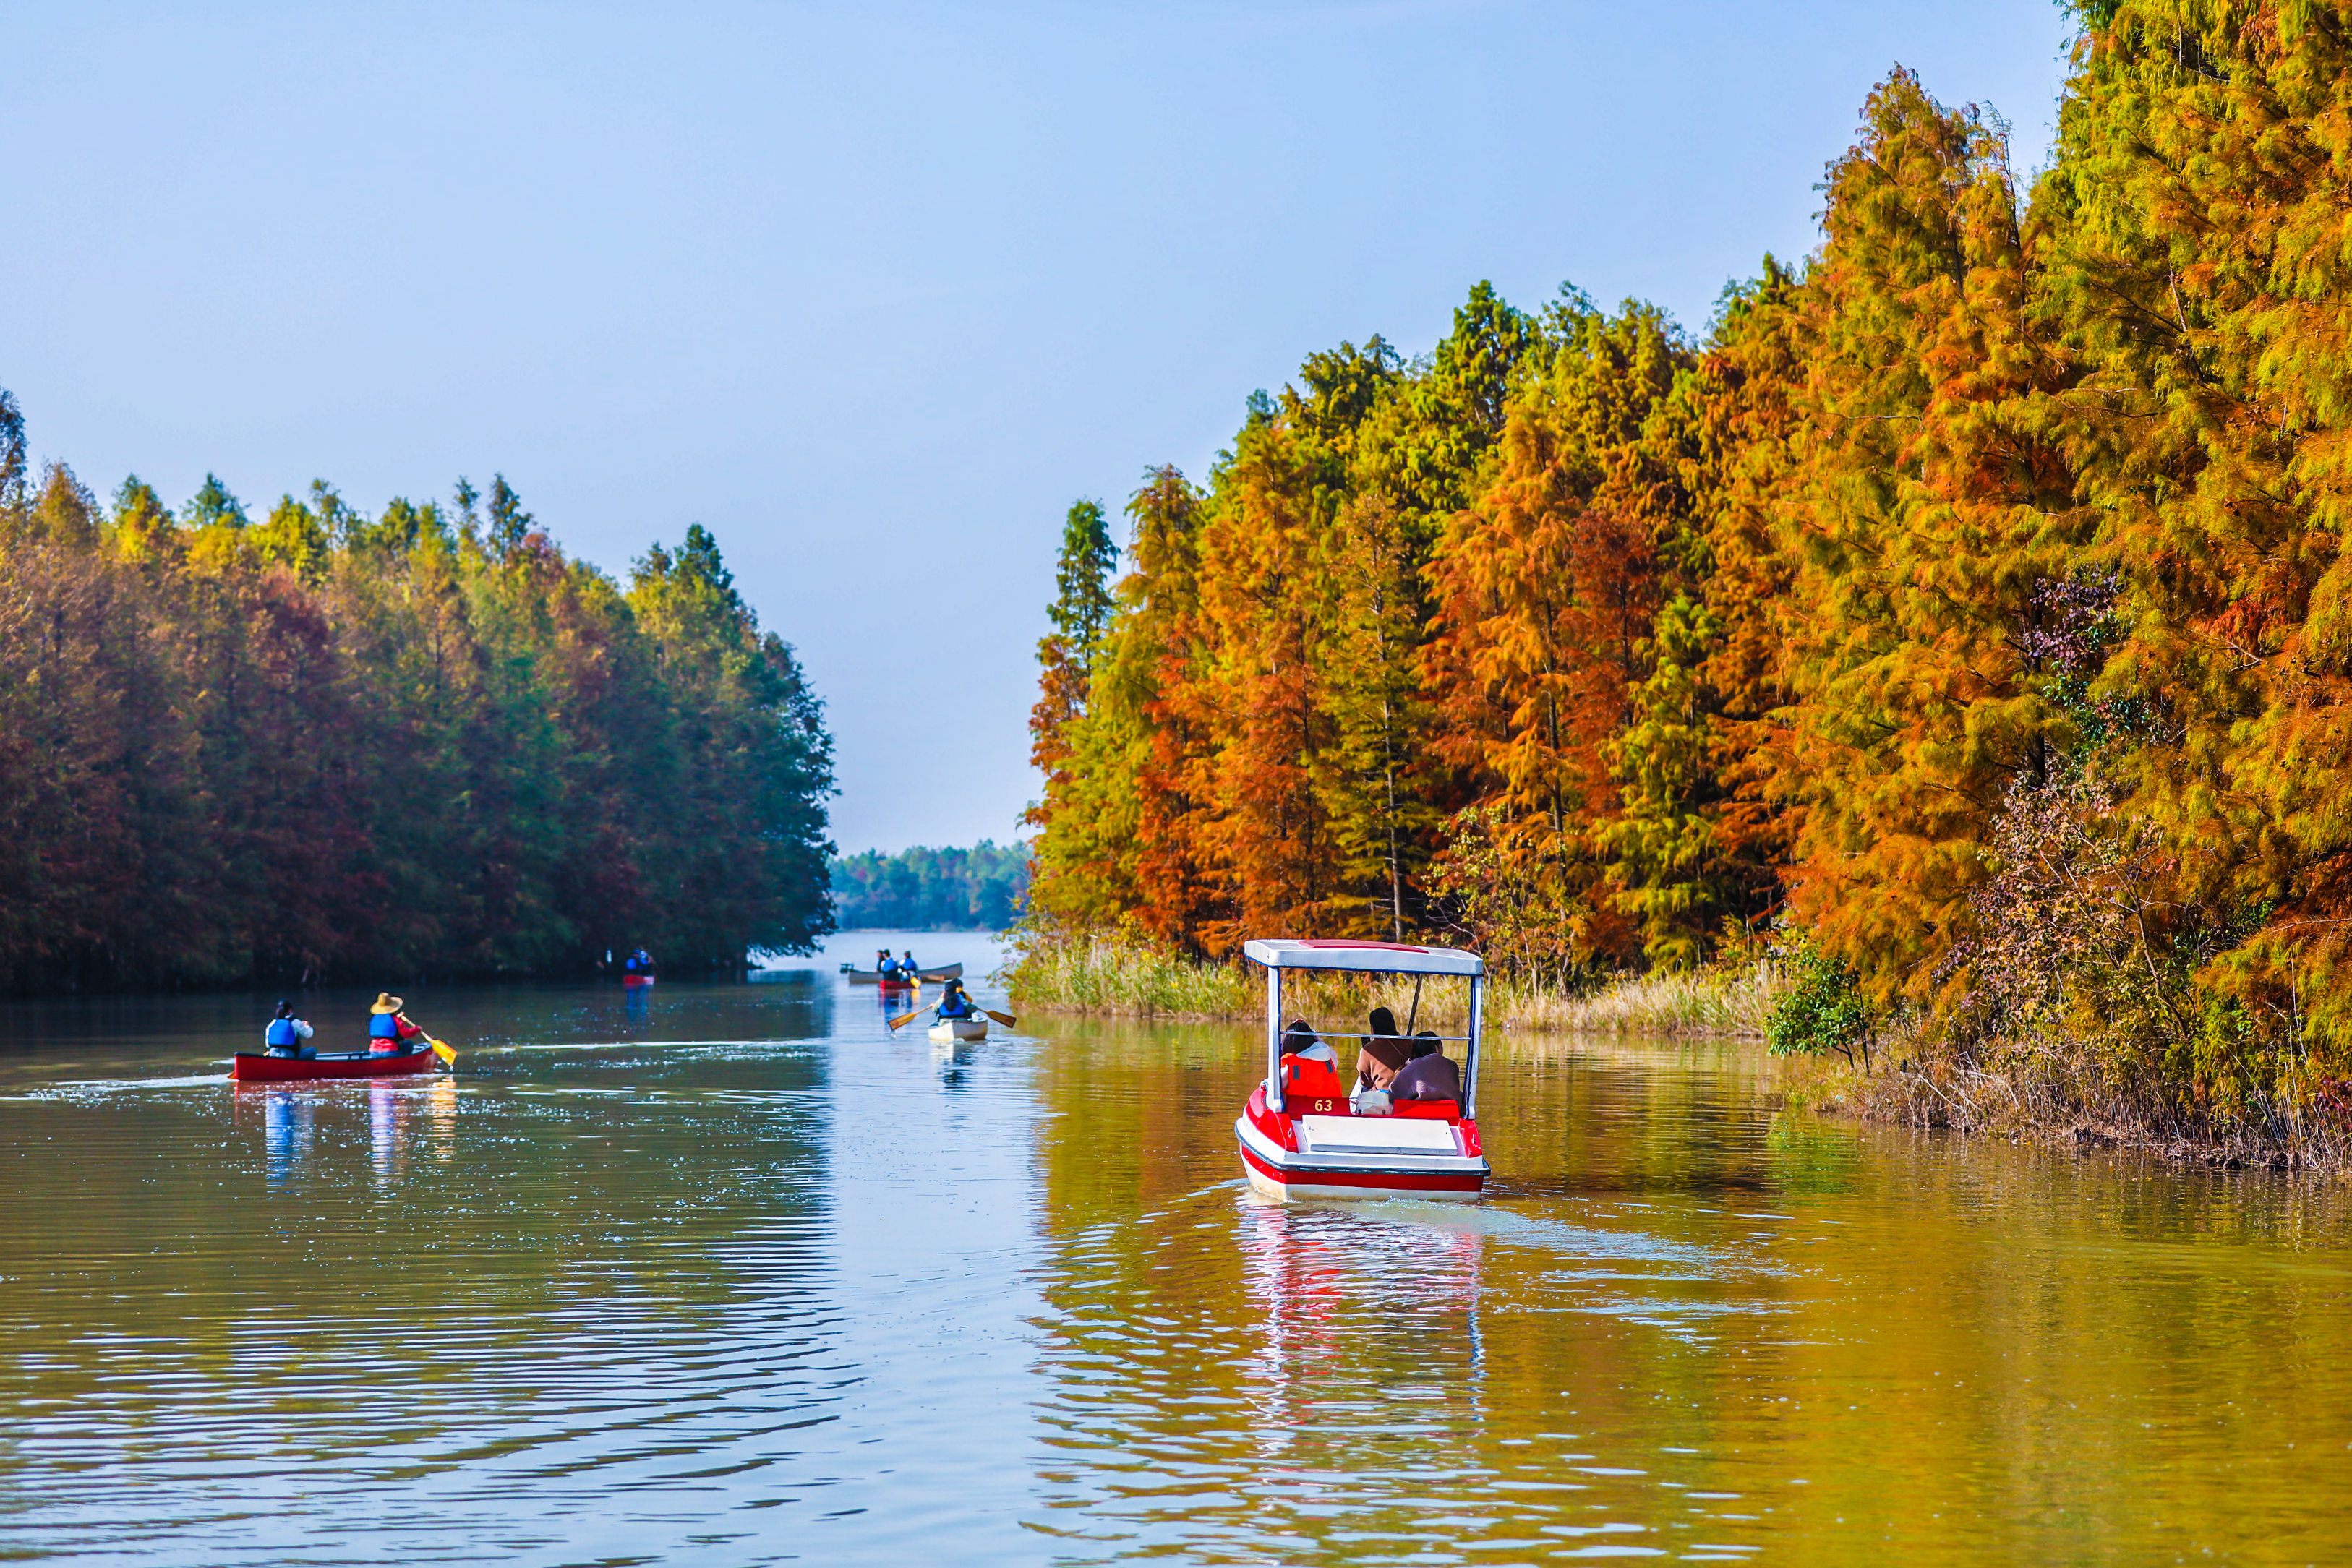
1766;938;1873;1063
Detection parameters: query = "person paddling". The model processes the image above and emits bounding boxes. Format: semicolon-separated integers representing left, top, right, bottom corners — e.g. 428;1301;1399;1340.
367;993;427;1055
936;977;976;1020
262;1000;315;1060
876;948;900;982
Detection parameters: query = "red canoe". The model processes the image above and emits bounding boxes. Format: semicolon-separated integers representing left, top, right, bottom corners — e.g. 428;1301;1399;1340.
231;1049;445;1084
623;973;655;988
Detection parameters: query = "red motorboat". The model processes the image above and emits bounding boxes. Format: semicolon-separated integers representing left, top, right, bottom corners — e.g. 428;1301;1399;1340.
1234;938;1491;1201
231;1048;446;1084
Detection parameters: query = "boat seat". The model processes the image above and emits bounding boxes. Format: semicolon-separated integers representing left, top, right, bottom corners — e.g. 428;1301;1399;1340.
1278;1053;1349;1115
1389;1098;1460;1120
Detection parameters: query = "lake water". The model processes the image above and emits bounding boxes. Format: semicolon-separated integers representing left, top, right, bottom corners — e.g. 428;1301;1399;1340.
1;929;2348;1565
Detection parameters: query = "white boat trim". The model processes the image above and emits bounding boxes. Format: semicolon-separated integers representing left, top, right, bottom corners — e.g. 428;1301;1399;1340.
1241;938;1482;977
1233;1113;1488;1180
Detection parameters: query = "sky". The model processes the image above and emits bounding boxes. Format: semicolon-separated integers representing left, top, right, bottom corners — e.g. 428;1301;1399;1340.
0;1;2079;855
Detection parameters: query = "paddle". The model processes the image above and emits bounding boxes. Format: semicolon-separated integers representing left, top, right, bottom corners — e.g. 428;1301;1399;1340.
398;1014;458;1068
983;1008;1017;1028
889;1002;937;1032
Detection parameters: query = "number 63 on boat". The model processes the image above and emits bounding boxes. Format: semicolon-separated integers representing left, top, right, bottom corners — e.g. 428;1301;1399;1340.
1234;938;1490;1202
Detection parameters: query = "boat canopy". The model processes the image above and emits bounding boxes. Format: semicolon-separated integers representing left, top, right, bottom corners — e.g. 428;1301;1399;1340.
1242;938;1483;978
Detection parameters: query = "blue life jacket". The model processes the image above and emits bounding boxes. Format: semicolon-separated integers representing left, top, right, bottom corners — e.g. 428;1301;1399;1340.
369;1013;398;1040
938;991;972;1019
265;1017;299;1048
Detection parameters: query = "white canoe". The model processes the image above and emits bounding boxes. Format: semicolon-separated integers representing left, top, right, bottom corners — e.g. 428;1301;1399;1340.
928;1016;987;1042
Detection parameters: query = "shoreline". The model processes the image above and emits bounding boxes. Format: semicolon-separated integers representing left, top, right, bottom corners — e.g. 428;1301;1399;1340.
1007;932;2348;1173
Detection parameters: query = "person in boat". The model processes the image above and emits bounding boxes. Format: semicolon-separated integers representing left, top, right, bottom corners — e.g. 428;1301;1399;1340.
625;948;654;976
876;948;901;982
1280;1019;1338;1069
901;950;920;980
936;977;977;1020
1362;1006;1407;1077
367;993;427;1055
262;1000;315;1060
1354;1029;1411;1094
1388;1030;1462;1102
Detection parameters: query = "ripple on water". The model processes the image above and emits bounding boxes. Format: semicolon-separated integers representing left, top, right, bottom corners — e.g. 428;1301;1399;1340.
2;979;2350;1565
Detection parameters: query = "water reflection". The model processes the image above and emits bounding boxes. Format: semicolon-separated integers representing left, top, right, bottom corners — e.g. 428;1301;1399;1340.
0;951;2349;1567
260;1087;312;1188
1238;1201;1487;1464
933;1035;975;1090
365;1079;458;1187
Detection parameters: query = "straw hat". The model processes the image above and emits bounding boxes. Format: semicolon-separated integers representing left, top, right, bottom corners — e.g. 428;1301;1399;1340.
370;993;403;1014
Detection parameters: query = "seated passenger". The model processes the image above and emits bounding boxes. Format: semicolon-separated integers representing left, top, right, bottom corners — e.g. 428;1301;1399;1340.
262;1000;315;1060
936;977;976;1019
1388;1034;1461;1102
367;993;425;1055
1281;1019;1338;1068
1354;1032;1409;1093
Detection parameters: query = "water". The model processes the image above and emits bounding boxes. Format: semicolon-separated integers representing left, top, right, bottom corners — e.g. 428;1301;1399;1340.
1;931;2348;1565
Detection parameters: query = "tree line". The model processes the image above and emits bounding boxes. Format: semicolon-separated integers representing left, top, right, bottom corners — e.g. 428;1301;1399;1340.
0;394;834;990
1025;3;2352;1127
829;841;1030;930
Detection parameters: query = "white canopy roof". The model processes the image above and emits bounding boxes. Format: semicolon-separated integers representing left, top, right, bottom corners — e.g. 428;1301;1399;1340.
1241;938;1484;977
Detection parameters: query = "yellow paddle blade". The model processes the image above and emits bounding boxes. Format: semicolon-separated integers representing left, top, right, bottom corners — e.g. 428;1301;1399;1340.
888;1005;933;1030
984;1008;1017;1028
431;1041;457;1066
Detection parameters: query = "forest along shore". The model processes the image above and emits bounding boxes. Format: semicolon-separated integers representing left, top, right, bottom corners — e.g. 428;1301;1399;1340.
1012;14;2352;1173
0;408;835;994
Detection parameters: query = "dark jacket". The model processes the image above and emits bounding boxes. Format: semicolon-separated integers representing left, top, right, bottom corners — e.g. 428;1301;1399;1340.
1388;1053;1461;1102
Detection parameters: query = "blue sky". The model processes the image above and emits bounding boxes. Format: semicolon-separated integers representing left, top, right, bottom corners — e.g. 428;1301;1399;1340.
0;1;2077;854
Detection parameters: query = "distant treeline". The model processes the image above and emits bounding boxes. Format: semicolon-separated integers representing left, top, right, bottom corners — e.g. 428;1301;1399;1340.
829;841;1029;930
0;392;834;990
1026;8;2352;1143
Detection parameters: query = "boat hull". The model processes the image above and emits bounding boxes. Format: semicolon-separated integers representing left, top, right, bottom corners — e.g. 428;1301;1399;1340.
846;963;962;985
929;1016;988;1042
1234;1093;1487;1202
623;973;655;988
232;1050;444;1084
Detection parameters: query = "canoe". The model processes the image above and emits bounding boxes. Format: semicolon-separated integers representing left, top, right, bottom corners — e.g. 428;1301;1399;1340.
623;972;656;988
843;962;962;985
232;1048;445;1084
929;1016;987;1042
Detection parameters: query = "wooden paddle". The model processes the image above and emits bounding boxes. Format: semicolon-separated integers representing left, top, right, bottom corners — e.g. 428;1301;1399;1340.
983;1008;1017;1028
889;1002;937;1031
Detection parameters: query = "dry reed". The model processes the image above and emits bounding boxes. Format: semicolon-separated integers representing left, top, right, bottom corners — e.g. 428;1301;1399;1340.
1004;931;1781;1038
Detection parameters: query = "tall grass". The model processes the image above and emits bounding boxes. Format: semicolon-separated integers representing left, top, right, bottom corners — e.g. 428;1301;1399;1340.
1488;961;1782;1037
1004;930;1782;1037
1001;933;1257;1019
